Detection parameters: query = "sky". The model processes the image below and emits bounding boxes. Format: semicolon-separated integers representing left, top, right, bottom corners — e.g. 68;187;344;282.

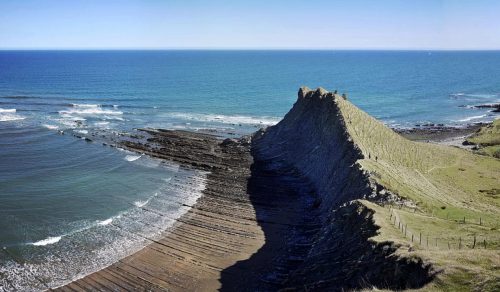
0;0;499;50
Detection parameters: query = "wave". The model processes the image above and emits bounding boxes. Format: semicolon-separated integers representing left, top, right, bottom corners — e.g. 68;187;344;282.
0;108;25;122
125;154;142;162
0;108;16;113
0;115;25;122
57;104;124;128
71;103;99;108
96;214;122;226
74;129;88;134
134;192;159;208
457;114;487;122
450;93;499;100
28;213;125;247
59;108;123;116
30;236;62;246
2;168;207;290
167;112;280;126
97;218;113;226
42;124;59;130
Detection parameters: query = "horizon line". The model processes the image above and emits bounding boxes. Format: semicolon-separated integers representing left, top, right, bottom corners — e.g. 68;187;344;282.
1;47;500;52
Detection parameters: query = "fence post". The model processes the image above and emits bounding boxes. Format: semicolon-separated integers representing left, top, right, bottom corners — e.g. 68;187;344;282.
473;236;476;249
479;217;482;226
405;224;407;237
426;236;429;248
435;238;438;247
448;242;450;249
459;237;462;249
419;233;422;245
411;234;414;242
484;239;486;249
463;216;466;224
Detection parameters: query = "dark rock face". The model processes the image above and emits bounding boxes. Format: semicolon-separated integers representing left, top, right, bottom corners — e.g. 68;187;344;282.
253;87;373;210
473;103;500;112
283;202;434;291
246;87;435;290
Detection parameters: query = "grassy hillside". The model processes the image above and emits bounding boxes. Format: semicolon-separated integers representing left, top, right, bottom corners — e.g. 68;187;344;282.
466;119;500;158
335;95;500;291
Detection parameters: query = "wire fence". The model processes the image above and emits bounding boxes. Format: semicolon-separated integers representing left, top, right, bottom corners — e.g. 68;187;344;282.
385;204;499;250
382;202;498;229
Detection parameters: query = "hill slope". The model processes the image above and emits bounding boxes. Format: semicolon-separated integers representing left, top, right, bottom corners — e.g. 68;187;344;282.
466;118;500;158
253;87;500;291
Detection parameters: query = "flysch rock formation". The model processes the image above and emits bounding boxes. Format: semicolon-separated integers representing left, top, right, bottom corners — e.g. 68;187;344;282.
250;87;435;290
54;88;441;292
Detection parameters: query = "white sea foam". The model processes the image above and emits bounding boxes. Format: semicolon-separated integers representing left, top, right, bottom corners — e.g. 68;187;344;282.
0;115;25;122
42;124;59;130
167;112;280;126
2;167;207;290
134;200;149;208
125;154;142;162
116;147;133;154
75;129;88;134
94;121;110;127
0;108;25;122
30;236;62;246
464;94;498;99
0;108;16;113
58;104;123;128
457;114;487;122
97;218;113;226
450;93;499;100
60;108;123;116
71;103;100;108
129;156;163;168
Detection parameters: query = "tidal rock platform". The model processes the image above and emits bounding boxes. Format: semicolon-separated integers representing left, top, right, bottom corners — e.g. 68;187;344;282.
55;87;500;291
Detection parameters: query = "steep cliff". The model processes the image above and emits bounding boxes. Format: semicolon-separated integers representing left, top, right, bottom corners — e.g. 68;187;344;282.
252;87;500;291
253;87;374;210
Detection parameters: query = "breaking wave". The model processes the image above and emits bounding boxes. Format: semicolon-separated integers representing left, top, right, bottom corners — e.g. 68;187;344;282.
42;124;59;130
125;154;142;162
30;236;62;246
457;114;488;122
166;112;280;126
0;108;25;122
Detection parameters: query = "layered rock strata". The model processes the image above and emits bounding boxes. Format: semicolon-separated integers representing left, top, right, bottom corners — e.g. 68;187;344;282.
55;88;435;292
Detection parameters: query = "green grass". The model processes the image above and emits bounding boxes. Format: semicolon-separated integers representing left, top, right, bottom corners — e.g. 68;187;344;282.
478;145;500;158
333;95;500;291
466;119;500;146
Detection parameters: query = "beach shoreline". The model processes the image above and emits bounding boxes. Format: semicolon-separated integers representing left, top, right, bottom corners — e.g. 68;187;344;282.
395;123;484;143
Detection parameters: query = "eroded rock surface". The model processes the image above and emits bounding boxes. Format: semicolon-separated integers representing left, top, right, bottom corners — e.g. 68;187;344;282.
56;88;436;292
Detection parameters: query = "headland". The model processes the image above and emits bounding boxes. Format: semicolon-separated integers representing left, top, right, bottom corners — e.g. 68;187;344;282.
53;88;500;291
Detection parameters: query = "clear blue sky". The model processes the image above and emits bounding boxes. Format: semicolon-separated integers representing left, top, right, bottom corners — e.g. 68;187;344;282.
0;0;499;50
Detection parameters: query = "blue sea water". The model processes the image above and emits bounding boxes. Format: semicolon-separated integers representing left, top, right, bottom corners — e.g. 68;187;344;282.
0;50;499;289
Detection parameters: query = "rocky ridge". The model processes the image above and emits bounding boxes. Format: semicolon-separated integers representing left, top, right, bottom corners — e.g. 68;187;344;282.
56;87;499;291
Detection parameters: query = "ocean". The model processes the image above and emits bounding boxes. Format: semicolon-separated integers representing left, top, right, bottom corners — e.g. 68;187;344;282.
0;50;499;289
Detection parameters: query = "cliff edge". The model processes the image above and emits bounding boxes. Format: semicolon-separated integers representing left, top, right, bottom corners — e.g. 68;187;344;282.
252;87;500;291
